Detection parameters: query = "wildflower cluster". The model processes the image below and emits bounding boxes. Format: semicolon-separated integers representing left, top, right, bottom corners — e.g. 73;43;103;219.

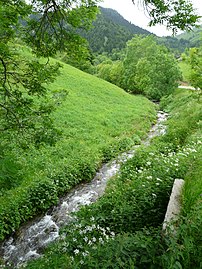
58;217;115;265
67;139;202;238
122;139;201;184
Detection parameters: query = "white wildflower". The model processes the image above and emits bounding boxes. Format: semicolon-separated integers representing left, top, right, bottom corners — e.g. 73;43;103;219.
156;178;162;182
74;249;79;255
99;237;104;244
86;226;92;232
110;232;115;237
82;252;88;257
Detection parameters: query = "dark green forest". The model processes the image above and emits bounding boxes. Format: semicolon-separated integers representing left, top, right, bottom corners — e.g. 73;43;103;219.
79;7;151;54
79;7;201;56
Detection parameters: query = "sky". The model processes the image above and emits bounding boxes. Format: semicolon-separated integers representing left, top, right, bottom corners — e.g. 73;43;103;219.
100;0;202;37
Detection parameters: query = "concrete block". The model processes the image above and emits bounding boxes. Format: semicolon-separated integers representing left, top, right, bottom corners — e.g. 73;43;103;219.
163;179;184;231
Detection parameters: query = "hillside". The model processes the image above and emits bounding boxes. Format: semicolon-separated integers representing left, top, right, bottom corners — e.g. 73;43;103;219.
0;48;156;242
157;27;202;55
176;25;202;48
80;7;152;54
80;7;198;56
157;36;191;55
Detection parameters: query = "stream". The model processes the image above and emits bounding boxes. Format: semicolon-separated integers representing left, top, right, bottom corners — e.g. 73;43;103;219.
0;111;168;268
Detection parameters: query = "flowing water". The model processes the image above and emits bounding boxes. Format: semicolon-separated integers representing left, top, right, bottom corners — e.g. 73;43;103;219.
0;111;168;268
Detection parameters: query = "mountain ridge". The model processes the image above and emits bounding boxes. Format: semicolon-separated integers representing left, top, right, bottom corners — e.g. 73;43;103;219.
81;7;200;55
80;7;152;54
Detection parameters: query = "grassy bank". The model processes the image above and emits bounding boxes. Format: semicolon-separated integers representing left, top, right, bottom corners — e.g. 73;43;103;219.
0;57;156;242
24;89;202;269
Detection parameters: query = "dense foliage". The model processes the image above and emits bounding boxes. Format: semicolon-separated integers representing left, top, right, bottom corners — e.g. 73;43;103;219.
187;47;202;91
157;36;192;57
0;0;99;143
0;0;201;267
96;36;182;100
80;7;151;54
123;36;182;99
1;0;199;138
135;0;200;33
179;43;202;96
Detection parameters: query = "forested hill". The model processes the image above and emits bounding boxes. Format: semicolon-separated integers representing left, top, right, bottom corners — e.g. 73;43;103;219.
158;26;202;56
80;7;152;54
176;25;202;48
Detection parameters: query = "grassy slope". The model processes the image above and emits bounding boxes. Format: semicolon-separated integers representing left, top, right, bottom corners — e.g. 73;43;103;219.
0;55;156;241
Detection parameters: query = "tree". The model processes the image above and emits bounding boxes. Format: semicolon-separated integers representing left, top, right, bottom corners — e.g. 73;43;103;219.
96;60;124;87
122;36;182;100
188;47;202;98
0;0;100;146
132;0;200;34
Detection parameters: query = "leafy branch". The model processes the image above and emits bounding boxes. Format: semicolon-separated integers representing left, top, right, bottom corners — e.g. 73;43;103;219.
132;0;201;34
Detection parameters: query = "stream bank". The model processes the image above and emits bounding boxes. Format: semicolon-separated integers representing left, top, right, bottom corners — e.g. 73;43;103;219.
0;111;168;268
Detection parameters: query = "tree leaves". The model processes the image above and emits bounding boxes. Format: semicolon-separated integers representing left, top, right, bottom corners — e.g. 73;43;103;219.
0;0;99;146
123;36;182;100
132;0;201;34
25;0;99;57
